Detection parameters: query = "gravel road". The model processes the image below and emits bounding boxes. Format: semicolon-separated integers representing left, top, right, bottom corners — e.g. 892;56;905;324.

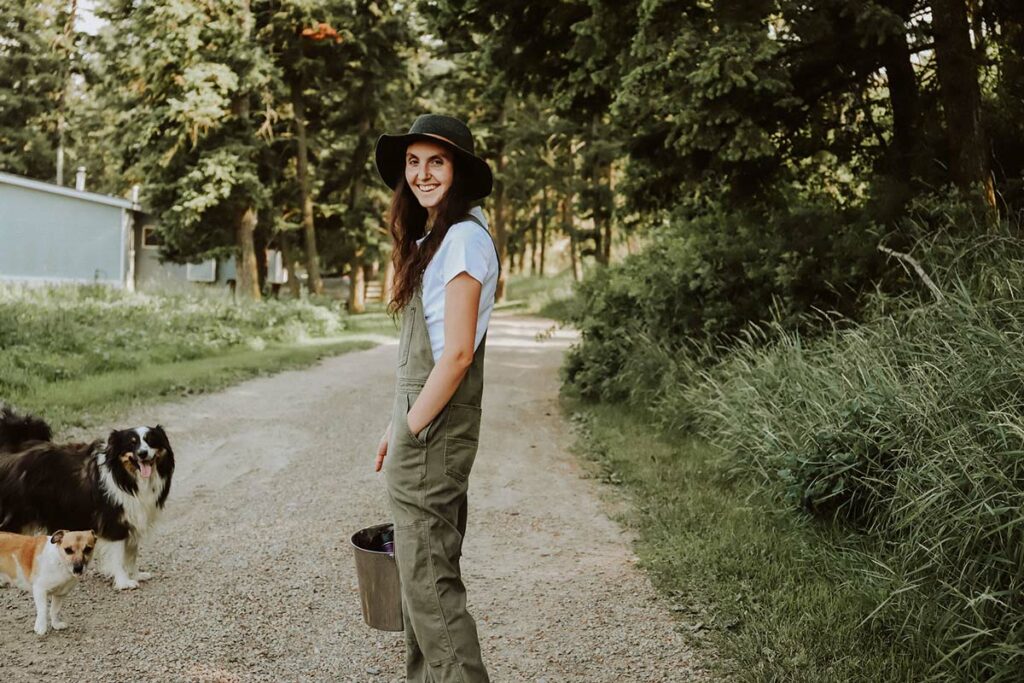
0;313;707;682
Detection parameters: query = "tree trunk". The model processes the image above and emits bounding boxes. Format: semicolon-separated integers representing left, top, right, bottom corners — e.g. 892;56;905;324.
563;142;582;281
932;0;996;210
280;233;301;298
254;218;268;293
881;24;921;183
602;161;614;263
529;214;538;276
235;206;261;301
539;187;548;276
508;205;520;275
519;227;528;275
347;249;365;314
292;80;323;294
383;255;396;308
563;195;581;282
231;0;260;302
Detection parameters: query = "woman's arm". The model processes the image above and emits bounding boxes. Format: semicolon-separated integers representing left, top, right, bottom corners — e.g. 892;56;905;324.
406;271;482;436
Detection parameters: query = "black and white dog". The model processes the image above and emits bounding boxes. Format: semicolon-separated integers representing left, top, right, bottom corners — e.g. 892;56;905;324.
0;405;174;590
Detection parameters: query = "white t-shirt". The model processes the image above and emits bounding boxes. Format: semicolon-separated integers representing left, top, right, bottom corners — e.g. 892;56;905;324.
415;206;500;363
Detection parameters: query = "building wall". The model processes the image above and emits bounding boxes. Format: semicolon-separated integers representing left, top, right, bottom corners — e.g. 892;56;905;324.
0;183;127;286
132;220;242;293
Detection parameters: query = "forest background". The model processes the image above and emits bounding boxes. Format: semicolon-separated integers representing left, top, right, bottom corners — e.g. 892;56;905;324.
5;1;1024;680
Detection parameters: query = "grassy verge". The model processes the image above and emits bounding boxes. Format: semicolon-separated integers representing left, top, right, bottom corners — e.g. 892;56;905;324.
15;338;378;432
0;284;402;432
567;398;927;682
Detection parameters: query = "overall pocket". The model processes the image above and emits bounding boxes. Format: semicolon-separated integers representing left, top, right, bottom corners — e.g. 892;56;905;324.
403;392;432;446
397;304;415;368
443;403;482;481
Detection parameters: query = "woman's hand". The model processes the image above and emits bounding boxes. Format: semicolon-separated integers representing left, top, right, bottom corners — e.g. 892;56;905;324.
375;421;391;472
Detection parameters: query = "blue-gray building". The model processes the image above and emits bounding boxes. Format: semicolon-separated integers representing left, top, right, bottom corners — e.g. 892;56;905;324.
0;170;136;288
0;171;284;291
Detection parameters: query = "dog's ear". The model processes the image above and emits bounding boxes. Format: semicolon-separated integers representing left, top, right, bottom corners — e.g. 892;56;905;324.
106;430;123;453
87;530;97;545
150;425;173;454
50;530;66;545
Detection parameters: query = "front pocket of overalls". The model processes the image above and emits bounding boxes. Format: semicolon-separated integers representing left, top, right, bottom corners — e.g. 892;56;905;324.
397;304;415;368
443;403;482;481
403;392;431;446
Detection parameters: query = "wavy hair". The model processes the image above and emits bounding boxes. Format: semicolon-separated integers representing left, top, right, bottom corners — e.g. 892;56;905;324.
386;157;472;316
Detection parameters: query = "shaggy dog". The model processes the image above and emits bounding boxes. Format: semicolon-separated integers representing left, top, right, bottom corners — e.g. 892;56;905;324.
0;406;174;590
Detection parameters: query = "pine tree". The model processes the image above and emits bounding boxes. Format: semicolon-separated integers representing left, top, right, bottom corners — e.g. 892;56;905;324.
0;1;69;180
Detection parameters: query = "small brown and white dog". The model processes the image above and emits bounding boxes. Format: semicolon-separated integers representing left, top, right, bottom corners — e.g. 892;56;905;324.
0;530;96;635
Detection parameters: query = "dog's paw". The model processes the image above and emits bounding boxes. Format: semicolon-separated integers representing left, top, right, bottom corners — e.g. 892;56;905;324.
34;622;48;636
133;571;153;582
114;578;139;591
50;620;68;631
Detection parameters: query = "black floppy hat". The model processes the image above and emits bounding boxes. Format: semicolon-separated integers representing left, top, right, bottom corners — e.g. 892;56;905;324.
374;114;494;201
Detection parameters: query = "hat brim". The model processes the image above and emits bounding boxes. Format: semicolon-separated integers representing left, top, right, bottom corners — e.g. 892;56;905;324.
374;132;493;201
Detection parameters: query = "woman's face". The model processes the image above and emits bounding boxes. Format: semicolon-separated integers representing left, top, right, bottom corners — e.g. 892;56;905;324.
404;140;454;213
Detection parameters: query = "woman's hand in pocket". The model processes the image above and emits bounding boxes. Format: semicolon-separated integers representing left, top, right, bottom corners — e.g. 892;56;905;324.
375;421;391;472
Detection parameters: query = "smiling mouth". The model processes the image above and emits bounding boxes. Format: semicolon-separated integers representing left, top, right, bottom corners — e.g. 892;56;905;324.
417;184;439;193
128;453;154;479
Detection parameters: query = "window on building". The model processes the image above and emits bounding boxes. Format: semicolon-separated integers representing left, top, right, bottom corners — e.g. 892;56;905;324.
142;226;164;249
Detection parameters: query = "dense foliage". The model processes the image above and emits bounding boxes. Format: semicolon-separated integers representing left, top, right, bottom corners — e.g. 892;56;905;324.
565;210;1024;677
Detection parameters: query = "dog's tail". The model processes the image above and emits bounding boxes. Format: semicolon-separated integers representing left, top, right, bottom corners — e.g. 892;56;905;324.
0;404;52;453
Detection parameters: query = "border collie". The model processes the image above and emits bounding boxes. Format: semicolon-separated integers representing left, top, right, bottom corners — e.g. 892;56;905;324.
0;405;174;590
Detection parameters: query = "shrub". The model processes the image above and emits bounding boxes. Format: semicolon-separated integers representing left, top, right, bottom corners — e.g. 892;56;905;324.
562;195;1024;678
0;285;349;396
564;200;884;401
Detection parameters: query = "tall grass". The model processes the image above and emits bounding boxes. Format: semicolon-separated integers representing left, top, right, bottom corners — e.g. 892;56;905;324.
563;220;1024;678
677;287;1024;680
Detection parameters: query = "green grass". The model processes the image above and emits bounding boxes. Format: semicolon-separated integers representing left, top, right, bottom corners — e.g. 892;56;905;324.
15;338;378;431
0;284;401;431
498;268;578;319
567;399;927;682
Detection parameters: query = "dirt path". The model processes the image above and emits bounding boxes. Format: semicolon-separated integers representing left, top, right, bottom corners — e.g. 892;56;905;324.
0;313;706;682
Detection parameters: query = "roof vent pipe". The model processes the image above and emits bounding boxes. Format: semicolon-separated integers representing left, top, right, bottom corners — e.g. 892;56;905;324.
75;166;86;192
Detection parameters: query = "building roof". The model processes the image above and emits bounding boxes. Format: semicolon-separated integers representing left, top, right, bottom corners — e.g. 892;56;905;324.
0;171;141;211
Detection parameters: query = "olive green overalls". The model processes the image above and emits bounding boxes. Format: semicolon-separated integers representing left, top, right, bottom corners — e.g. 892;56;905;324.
383;216;496;683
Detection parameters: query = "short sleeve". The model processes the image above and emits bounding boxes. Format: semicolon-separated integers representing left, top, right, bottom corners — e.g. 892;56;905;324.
441;223;492;287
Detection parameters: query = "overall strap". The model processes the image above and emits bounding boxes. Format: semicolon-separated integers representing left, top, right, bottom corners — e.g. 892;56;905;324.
461;213;501;277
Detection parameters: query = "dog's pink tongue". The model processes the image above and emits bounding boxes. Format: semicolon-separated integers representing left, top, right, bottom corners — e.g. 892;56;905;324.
140;462;153;479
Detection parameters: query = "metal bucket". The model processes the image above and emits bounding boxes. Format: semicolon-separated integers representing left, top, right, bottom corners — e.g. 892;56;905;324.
351;523;403;632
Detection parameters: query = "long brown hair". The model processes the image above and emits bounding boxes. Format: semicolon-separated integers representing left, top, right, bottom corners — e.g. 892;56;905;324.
386;157;472;315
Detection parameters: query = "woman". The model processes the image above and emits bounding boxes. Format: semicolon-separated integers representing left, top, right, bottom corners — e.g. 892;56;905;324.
372;114;498;683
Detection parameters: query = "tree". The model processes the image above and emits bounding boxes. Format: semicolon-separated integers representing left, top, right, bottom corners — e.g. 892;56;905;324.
95;0;279;301
0;1;69;180
932;0;996;209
